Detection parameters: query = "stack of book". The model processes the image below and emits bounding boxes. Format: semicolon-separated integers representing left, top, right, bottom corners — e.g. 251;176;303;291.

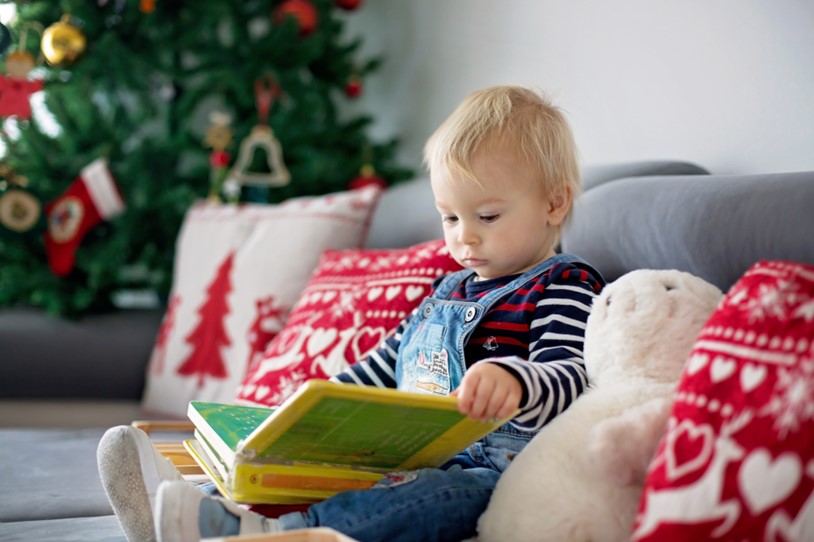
184;380;512;504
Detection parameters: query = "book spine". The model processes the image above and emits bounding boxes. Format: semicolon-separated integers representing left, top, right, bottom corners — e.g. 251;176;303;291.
230;463;383;504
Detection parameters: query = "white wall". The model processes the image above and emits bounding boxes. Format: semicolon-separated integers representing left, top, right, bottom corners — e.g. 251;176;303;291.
347;0;814;175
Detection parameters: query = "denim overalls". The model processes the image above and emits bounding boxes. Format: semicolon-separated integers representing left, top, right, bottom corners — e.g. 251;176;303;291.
396;253;595;472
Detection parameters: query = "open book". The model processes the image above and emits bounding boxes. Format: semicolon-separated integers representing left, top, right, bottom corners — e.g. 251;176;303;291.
184;379;514;504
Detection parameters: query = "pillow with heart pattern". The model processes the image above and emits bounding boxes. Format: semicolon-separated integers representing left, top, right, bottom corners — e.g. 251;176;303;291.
633;260;814;541
234;239;462;406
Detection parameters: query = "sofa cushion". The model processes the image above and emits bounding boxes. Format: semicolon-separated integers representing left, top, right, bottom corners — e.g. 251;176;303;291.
235;239;461;406
633;260;814;541
562;171;814;291
140;187;381;417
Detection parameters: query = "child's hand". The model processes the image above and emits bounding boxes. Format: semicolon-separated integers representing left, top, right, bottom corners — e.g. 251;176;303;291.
451;363;522;423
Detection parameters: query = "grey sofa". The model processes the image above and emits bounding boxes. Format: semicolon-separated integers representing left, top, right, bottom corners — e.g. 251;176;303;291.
8;161;814;542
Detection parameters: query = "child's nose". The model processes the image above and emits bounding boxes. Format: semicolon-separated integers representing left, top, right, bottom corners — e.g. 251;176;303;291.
458;222;479;245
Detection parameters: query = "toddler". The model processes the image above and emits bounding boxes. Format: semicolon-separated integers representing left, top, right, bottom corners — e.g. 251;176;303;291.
98;85;604;542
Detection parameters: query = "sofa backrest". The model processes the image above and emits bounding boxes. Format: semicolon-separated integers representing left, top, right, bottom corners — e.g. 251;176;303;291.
365;160;708;249
561;171;814;291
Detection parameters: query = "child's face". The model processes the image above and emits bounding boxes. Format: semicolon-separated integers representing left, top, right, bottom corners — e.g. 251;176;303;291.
431;147;566;280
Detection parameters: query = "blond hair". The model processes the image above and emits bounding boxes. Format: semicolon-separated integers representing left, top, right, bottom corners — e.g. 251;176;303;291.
424;86;581;224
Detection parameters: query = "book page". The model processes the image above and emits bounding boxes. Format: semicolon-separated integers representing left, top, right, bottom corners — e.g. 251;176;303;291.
257;396;465;469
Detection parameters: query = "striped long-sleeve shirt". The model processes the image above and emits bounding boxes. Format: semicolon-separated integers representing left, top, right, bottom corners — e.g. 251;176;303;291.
333;261;604;432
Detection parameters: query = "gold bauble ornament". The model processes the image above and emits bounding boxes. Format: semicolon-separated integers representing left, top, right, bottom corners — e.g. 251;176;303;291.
41;16;87;66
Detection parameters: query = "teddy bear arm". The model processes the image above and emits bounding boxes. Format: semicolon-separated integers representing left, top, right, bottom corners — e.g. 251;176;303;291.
588;397;673;487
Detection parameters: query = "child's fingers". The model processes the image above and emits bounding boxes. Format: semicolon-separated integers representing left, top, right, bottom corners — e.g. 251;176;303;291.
480;379;521;422
456;364;522;421
458;372;486;418
467;378;497;421
483;387;512;421
454;372;479;415
494;389;520;420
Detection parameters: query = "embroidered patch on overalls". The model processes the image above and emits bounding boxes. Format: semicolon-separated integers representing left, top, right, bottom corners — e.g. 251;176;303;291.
417;351;430;370
430;349;449;377
416;348;451;394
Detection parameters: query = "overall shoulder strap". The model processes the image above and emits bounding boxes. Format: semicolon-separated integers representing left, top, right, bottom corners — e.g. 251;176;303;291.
431;269;475;300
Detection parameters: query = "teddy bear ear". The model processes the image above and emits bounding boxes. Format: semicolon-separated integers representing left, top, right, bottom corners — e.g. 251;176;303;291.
667;270;723;304
691;277;724;302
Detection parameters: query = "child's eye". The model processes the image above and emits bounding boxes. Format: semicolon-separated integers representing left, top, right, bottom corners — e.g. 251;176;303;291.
442;215;458;224
480;214;499;223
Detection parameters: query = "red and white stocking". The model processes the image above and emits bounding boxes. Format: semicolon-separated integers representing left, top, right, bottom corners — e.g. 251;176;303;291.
44;158;125;276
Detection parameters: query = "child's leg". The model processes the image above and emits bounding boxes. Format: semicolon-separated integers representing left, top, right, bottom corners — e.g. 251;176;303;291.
298;466;501;541
156;481;279;542
156;465;501;542
97;425;187;542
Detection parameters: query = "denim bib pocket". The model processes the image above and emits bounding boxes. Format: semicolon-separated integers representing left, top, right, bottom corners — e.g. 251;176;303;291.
412;322;445;348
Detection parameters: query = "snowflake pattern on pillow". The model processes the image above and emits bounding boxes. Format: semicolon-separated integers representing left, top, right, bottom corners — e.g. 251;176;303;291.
634;260;814;542
235;239;462;407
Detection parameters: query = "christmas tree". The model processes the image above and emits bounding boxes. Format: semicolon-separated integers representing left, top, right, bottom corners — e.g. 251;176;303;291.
176;251;233;388
0;0;411;317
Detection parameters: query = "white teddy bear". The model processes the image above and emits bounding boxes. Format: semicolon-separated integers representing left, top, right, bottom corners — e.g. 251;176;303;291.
476;269;723;542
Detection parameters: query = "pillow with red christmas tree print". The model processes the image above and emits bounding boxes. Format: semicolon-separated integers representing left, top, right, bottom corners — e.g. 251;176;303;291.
234;239;461;407
633;260;814;542
141;186;382;417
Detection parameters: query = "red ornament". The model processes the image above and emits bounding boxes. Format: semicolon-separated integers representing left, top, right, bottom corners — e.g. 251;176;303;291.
349;164;387;191
209;150;231;168
335;0;364;10
345;75;363;98
274;0;319;37
0;52;43;120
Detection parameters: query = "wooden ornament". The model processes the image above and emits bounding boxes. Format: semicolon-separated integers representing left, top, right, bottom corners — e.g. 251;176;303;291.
227;125;291;188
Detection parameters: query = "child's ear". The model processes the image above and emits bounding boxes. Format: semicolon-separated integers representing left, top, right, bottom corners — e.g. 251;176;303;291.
546;186;572;226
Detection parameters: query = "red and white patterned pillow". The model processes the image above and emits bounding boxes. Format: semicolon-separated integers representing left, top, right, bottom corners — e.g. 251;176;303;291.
633;260;814;541
234;239;462;407
140;187;382;417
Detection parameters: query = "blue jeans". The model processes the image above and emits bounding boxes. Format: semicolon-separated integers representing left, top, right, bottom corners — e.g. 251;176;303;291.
277;451;502;542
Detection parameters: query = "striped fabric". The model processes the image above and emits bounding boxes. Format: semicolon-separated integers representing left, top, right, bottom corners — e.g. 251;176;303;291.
333;262;603;432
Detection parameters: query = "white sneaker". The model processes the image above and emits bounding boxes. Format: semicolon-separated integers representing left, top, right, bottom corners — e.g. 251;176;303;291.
156;480;278;542
97;425;184;542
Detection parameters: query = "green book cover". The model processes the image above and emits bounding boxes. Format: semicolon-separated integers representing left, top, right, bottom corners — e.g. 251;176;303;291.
252;395;470;469
187;401;275;467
